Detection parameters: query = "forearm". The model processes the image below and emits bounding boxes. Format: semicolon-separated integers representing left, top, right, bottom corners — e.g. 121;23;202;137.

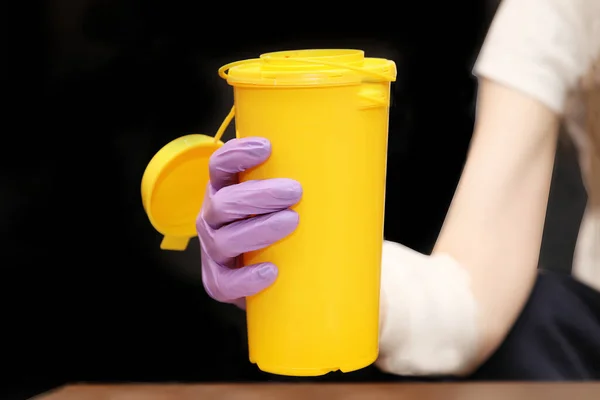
433;79;559;367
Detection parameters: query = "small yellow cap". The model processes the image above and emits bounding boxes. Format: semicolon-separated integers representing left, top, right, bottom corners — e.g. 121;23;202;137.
141;134;223;251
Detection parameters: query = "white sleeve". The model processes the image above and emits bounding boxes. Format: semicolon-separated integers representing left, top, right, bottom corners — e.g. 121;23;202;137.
376;241;479;376
474;0;600;114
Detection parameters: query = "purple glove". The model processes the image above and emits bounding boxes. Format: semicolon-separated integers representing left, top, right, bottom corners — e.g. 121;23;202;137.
196;137;302;308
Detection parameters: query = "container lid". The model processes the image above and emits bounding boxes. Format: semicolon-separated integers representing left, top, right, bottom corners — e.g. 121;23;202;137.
223;49;397;87
141;134;223;251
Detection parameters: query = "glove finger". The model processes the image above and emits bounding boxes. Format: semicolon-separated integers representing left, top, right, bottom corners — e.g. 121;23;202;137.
201;248;278;303
214;209;299;261
200;209;298;264
203;178;302;228
209;137;271;191
197;208;299;265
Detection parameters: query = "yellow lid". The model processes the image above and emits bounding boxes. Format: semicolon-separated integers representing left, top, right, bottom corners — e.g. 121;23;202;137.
141;134;223;251
222;49;397;87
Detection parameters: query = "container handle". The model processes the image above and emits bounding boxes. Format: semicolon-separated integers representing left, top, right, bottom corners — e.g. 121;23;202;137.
218;59;261;80
214;59;265;143
213;105;235;143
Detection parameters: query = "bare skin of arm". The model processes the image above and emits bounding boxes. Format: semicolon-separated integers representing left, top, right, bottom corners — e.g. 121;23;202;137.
433;78;560;371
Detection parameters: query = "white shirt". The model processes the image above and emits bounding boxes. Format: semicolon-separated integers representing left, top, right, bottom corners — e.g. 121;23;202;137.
474;0;600;290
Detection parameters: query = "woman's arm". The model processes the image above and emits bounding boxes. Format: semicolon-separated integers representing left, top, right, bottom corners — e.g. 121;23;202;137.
377;0;599;376
377;81;559;376
433;78;559;367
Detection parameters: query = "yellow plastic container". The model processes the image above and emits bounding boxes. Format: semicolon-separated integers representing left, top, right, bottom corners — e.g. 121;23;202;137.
221;49;396;376
141;49;396;377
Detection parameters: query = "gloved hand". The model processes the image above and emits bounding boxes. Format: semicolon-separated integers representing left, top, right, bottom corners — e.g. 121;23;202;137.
196;137;303;308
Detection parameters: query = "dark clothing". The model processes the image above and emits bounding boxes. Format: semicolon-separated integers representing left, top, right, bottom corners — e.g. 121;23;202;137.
471;271;600;380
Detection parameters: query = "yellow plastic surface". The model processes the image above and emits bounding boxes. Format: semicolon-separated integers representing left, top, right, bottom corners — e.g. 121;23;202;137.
222;49;396;87
222;50;396;376
141;134;223;251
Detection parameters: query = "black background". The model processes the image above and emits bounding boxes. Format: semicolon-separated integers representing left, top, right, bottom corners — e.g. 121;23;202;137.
5;0;586;396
